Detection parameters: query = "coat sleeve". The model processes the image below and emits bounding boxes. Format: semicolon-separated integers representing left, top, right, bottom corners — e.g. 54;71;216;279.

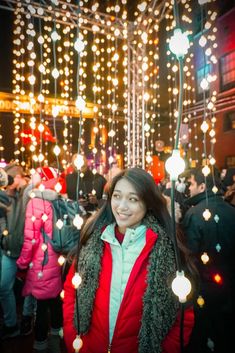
161;306;194;353
16;199;43;269
63;263;78;353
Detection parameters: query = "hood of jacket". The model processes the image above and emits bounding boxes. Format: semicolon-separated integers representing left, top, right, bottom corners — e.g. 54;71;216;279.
29;188;59;202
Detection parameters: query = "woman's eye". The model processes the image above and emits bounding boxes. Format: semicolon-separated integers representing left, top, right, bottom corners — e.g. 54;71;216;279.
112;193;120;199
130;198;138;202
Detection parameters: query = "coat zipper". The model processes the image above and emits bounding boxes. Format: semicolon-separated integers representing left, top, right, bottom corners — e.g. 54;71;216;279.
108;343;111;352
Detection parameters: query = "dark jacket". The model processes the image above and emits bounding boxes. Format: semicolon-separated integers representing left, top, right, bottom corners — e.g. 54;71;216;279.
2;184;33;258
182;191;235;312
65;169;106;212
0;190;11;237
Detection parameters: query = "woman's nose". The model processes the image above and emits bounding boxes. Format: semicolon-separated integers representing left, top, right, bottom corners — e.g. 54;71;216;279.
117;199;128;210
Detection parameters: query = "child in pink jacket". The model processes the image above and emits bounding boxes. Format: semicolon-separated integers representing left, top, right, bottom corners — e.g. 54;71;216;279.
17;168;64;353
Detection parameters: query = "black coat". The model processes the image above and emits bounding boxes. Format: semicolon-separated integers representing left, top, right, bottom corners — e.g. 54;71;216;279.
65;169;106;212
182;191;235;313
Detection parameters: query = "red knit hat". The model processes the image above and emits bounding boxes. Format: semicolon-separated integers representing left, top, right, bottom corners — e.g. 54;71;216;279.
36;167;58;181
36;166;66;194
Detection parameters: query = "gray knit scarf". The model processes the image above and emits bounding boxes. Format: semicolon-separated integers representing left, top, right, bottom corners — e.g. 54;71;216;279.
74;214;179;353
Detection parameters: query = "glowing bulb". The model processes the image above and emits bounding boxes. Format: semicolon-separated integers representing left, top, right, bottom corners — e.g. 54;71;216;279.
55;182;62;193
51;30;60;41
169;28;190;57
52;105;60;117
209;157;216;165
73;214;84;230
38;123;44;132
202;165;210;176
213;273;222;284
42;214;48;222
165;149;185;181
72;272;82;289
60;290;65;299
203;208;211;221
73;335;83;352
108;155;114;164
53;145;61;156
56;219;64;230
199;35;207;47
74;38;85;53
38;93;45;103
201;252;209;264
75;96;86;111
197;295;205;307
39;184;45;192
52;68;59;79
73;154;84;170
28;74;36;85
201;121;209;133
200;78;209;90
171;271;192;303
212;185;218;194
58;255;66;266
41;243;47;251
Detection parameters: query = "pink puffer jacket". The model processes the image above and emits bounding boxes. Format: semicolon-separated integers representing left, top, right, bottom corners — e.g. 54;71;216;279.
17;193;62;299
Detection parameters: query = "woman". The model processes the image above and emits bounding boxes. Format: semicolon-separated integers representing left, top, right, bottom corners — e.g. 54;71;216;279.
63;167;195;353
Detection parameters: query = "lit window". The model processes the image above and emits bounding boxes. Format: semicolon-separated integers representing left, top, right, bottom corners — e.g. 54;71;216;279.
220;50;235;91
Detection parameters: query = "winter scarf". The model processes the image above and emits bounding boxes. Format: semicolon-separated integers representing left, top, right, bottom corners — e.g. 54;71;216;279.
74;214;179;353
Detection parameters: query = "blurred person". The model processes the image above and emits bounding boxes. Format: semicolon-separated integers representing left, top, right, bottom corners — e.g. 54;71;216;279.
63;167;195;353
182;167;235;353
17;167;64;353
0;164;36;339
65;154;106;216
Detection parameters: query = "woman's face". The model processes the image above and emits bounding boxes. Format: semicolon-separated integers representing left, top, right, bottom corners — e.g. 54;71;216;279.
111;178;147;234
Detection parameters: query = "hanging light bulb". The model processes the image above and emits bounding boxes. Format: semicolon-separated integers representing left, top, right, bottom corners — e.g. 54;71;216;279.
201;121;209;133
75;96;86;112
203;208;211;221
74;38;85;53
73;154;84;170
38;93;45;103
72;272;82;289
169;28;190;58
53;145;61;156
41;243;47;252
52;68;60;79
55;182;62;193
201;252;209;264
197;295;205;308
171;271;192;303
58;255;66;266
73;214;84;230
73;335;83;352
165;149;185;181
202;165;210;176
51;30;60;41
200;78;209;90
56;219;63;230
39;184;45;192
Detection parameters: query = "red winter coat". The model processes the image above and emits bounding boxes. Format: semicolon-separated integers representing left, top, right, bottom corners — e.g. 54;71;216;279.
17;195;62;299
63;229;194;353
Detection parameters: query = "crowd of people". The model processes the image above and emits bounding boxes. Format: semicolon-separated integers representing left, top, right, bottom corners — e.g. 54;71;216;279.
0;155;235;353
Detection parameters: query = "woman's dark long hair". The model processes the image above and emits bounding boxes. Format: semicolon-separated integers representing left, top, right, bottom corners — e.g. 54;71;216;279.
80;167;172;245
